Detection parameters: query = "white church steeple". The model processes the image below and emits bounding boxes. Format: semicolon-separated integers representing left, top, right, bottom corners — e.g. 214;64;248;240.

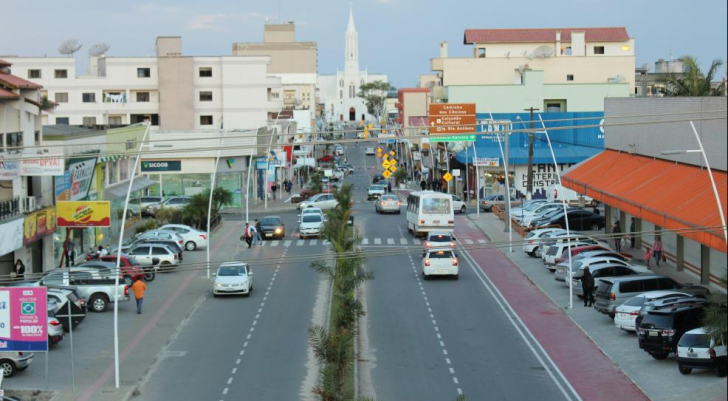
345;3;359;73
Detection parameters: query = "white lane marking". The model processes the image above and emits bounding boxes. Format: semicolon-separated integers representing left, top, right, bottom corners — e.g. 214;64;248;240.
270;240;280;247
297;240;305;246
477;239;486;244
236;358;241;364
243;342;249;348
227;378;233;385
284;240;292;247
464;239;474;245
223;388;229;395
310;239;318;246
362;238;369;245
387;238;395;245
374;238;382;245
400;238;408;245
232;368;237;374
323;240;331;245
412;238;421;245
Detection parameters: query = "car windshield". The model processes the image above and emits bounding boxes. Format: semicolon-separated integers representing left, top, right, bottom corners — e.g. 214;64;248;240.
430;235;452;243
370;186;384;191
261;218;280;225
679;333;712;348
422;198;451;214
623;296;646;307
218;266;247;276
302;215;322;223
524;202;544;211
429;250;454;258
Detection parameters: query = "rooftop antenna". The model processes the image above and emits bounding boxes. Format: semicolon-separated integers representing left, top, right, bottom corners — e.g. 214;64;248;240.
89;43;110;57
58;39;82;57
533;45;554;59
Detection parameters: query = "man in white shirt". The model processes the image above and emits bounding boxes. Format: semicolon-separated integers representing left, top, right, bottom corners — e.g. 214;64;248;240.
97;246;109;258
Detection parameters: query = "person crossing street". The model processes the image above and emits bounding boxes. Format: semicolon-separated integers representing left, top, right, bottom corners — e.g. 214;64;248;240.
132;276;147;315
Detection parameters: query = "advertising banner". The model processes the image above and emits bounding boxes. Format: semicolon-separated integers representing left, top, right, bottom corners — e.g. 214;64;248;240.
23;207;55;246
20;156;65;176
55;157;97;201
473;157;500;167
57;201;111;227
0;157;20;180
0;287;48;352
0;218;24;257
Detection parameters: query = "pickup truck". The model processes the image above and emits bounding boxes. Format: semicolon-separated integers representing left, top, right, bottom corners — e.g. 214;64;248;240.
17;267;130;313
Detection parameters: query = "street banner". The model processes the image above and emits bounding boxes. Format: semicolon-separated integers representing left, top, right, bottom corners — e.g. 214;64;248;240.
55;156;97;201
0;287;48;352
0;218;24;257
0;156;20;180
20;156;65;176
56;201;111;227
23;207;56;246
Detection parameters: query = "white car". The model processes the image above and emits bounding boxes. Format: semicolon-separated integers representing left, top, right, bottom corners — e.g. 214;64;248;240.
367;185;386;200
299;207;324;220
424;231;456;250
298;193;339;211
677;327;728;377
510;199;549;217
451;195;467;214
523;228;567;257
375;193;401;214
159;224;208;251
422;249;459;280
213;262;253;297
542;241;592;268
300;213;325;239
614;291;693;332
335;145;345;155
144;196;191;217
128;244;179;269
516;203;565;225
365;147;376;155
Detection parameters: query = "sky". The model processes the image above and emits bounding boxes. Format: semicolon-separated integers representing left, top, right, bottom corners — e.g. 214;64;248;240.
2;0;726;88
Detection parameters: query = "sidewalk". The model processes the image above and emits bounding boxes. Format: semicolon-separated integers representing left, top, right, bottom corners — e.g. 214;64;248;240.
465;212;727;401
220;196;297;217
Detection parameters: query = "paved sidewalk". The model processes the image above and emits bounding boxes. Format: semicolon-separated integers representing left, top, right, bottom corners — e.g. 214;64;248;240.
465;212;727;401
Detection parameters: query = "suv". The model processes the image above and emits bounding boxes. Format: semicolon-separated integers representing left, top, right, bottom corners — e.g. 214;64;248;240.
571;265;641;298
594;275;710;318
677;327;727;377
144;196;191;217
638;303;706;360
128;244;179;271
634;295;708;329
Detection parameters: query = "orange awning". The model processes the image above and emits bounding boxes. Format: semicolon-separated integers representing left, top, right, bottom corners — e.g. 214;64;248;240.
563;150;727;253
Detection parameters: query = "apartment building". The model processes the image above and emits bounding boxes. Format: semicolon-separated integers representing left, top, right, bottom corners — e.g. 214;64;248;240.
4;36;281;131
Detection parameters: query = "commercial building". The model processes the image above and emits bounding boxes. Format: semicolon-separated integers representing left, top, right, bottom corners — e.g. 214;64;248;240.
0;59;56;275
563;97;726;286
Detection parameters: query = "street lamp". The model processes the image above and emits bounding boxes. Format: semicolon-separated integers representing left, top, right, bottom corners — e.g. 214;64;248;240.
661;121;727;245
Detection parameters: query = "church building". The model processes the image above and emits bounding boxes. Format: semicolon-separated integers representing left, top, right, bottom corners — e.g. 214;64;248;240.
318;7;388;123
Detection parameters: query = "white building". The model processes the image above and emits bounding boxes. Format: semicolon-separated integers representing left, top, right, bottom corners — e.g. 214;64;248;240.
318;8;387;123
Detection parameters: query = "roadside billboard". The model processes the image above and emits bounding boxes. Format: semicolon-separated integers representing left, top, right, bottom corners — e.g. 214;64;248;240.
20;156;65;176
56;201;111;227
0;287;48;352
54;156;97;201
23;207;56;246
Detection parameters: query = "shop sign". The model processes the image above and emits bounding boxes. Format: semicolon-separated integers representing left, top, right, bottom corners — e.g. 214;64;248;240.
0;287;48;352
20;156;65;176
0;218;24;257
57;201;111;228
256;159;269;170
0;157;20;180
23;207;56;246
140;160;182;173
473;157;500;167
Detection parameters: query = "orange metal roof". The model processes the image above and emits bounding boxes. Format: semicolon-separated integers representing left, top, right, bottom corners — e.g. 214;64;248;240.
563;150;727;252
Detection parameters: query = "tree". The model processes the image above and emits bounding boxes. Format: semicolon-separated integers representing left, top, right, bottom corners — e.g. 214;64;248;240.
211;188;234;216
393;168;408;187
702;276;727;339
657;57;726;96
357;81;394;121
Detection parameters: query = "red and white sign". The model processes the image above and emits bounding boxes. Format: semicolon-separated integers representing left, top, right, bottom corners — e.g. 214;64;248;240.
0;287;48;352
21;156;65;176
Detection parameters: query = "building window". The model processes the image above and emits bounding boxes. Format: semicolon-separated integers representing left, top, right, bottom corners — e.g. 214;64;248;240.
478;48;486;58
594;46;605;55
561;47;572;56
82;93;96;103
136;92;150;102
28;69;41;79
55;92;69;103
137;68;151;78
109;116;123;125
566;74;575;81
199;91;213;102
200;115;213;126
56;117;70;125
54;69;68;79
82;117;97;127
199;67;212;77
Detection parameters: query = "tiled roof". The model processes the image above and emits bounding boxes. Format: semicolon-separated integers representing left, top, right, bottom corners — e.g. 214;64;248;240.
464;27;629;44
0;59;11;67
0;87;20;100
0;72;42;89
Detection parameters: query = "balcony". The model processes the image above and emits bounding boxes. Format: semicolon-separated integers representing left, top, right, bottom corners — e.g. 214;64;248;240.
0;196;44;222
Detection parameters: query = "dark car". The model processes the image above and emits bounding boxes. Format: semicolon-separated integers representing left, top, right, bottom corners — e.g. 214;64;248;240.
532;209;605;231
258;216;285;239
47;288;87;331
634;295;708;329
638;302;707;360
372;174;385;183
98;254;145;285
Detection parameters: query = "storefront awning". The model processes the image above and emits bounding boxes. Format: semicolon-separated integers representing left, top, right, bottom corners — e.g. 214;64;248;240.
456;143;601;165
563;150;727;252
104;176;157;200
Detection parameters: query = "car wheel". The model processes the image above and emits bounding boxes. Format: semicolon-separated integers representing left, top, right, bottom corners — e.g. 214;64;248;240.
452;274;459;281
422;271;429;280
609;313;615;319
160;261;173;273
0;360;16;378
48;335;56;346
527;250;536;257
397;210;401;214
89;295;108;312
678;365;692;375
460;206;466;214
123;275;133;287
185;241;197;251
650;352;670;360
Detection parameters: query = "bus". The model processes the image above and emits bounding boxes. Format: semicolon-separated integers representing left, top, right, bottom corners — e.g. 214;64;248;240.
406;191;455;237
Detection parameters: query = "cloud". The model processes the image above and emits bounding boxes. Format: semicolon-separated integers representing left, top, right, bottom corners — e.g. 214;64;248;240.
189;12;264;31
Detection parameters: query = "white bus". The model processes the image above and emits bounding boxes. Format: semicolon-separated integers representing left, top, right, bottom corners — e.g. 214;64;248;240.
406;191;455;236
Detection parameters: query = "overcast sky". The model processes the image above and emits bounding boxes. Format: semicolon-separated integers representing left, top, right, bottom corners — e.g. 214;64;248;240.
3;0;726;87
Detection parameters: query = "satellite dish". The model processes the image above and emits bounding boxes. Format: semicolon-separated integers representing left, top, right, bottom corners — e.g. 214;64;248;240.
89;43;110;57
59;40;82;57
533;45;554;59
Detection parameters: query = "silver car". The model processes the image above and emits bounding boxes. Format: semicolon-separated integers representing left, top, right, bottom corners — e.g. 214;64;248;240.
213;262;253;297
47;302;66;346
0;351;34;377
375;194;401;214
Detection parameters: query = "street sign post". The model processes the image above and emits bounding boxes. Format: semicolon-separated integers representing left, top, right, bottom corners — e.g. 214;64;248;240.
429;134;477;142
443;172;453;182
383;170;392;179
382;160;391;169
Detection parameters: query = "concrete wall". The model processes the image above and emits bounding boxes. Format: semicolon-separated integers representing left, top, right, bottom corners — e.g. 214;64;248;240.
604;97;727;171
158;57;194;130
403;92;428;118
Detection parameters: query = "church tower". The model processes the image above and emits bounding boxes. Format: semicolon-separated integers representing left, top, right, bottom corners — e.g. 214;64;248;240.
344;4;359;74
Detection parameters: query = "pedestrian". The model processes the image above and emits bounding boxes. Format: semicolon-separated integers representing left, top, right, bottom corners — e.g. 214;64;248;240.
387;180;392;193
243;223;253;249
582;267;595;307
653;236;664;267
420;179;427;191
629;218;636;249
11;259;25;281
462;186;469;202
271;183;278;200
286;180;293;195
427;179;433;190
132;275;147;315
644;247;652;267
65;246;76;267
612;220;622;252
97;245;109;258
254;219;263;245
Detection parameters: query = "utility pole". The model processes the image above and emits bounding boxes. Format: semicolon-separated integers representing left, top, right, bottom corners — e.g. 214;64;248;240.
524;107;539;200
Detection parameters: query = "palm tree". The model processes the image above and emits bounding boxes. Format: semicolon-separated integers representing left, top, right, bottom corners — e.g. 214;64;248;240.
211;188;234;216
657;57;726;96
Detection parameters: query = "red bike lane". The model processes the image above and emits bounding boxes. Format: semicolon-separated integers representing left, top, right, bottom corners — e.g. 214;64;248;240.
455;217;649;401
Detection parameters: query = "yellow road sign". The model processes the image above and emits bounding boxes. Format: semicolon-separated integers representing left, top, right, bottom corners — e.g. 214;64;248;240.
382;160;391;169
383;154;389;160
390;151;395;156
390;158;398;165
443;172;453;182
382;170;392;179
389;165;397;173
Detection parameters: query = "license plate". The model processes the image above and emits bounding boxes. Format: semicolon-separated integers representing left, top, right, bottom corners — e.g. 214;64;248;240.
266;234;273;237
649;331;659;337
436;269;449;274
687;352;697;358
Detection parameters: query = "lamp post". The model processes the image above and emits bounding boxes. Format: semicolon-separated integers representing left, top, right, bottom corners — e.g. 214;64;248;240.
662;121;727;245
206;121;227;279
265;107;285;210
488;110;513;252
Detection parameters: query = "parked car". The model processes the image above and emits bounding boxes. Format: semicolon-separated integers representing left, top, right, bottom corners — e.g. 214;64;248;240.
298;193;339;211
424;231;456;250
118;236;183;261
542;241;593;268
553;245;611;265
135;230;185;248
257;216;285;239
128;244;180;271
0;352;34;378
375;193;401;214
213;262;253;297
480;194;520;212
334;145;345;155
531;209;606;231
514;202;564;225
318;154;335;163
300;213;325;239
331;169;345;182
144;196;191;217
365;147;376;155
509;199;549;217
571;265;644;297
47;288;86;331
615;292;700;332
422;249;459;280
451;195;467;214
634;295;709;329
46;302;65;346
522;228;567;257
556;255;651;282
367;185;386;200
677;327;728;377
81;259;142;286
594;275;710;318
638;302;707;360
159;224;208;251
524;206;576;227
135;196;164;216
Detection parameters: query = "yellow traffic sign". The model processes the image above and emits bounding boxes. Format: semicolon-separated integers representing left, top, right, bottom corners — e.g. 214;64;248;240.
383;154;389;160
443;172;453;182
390;158;398;165
382;160;391;169
382;170;392;179
389;165;397;173
390;151;395;156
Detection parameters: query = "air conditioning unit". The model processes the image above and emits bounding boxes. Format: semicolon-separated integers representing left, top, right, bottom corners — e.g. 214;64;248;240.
23;196;37;212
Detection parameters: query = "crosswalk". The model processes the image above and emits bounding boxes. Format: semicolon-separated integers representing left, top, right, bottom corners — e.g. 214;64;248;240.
249;237;434;247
